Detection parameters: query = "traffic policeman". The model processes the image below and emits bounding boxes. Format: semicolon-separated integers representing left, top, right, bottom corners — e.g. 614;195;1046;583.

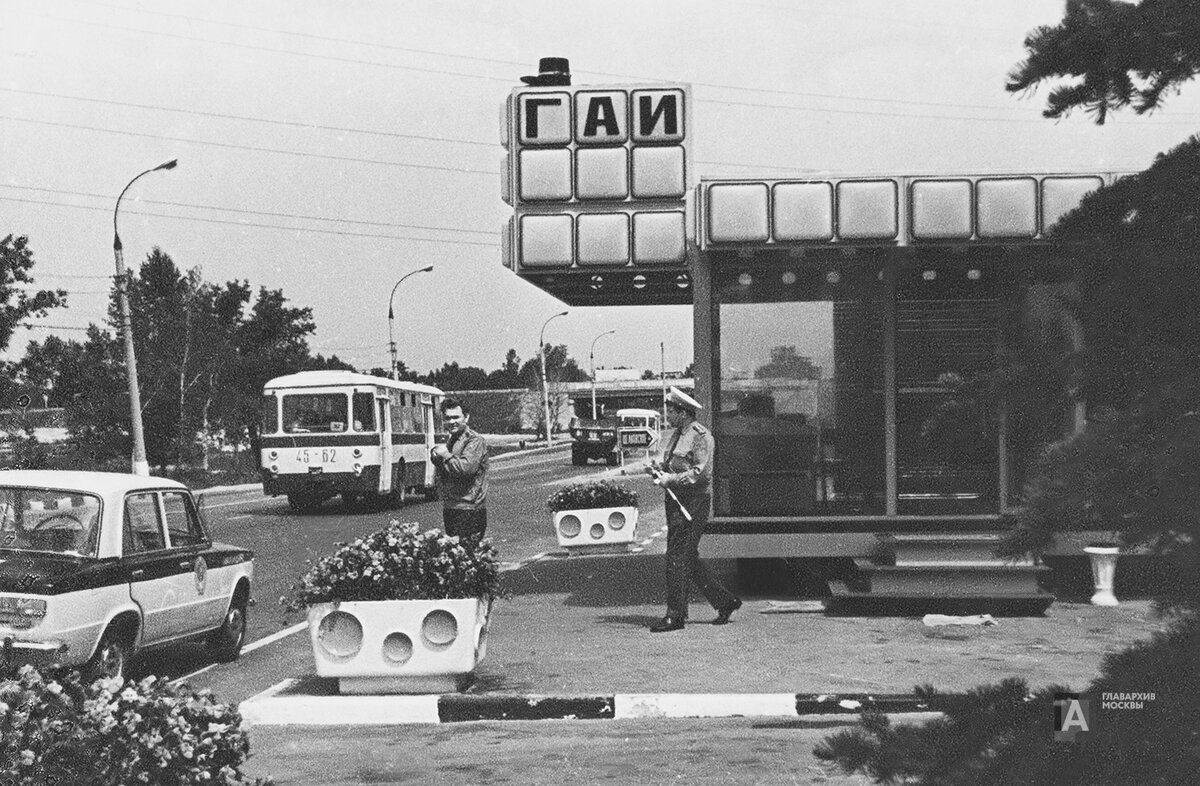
645;387;741;632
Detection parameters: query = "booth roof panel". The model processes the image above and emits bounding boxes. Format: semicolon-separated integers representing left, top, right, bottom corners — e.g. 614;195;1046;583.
699;172;1121;249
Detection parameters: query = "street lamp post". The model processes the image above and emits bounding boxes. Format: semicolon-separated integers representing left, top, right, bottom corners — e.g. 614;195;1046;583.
661;342;667;426
113;159;177;477
589;329;616;420
539;310;568;446
388;265;434;380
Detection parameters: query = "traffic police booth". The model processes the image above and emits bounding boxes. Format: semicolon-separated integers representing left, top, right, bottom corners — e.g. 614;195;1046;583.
500;59;1108;605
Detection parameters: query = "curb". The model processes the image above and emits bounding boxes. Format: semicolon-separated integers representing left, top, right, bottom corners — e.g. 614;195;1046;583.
239;684;954;726
489;442;570;462
196;482;262;498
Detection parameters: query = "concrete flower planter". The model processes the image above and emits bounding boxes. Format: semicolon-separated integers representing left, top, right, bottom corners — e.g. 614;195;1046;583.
553;506;639;553
1082;546;1121;607
307;598;490;694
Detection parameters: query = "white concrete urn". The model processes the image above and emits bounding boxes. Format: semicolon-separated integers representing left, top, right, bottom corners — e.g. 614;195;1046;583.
307;597;490;694
1082;546;1121;607
553;506;638;553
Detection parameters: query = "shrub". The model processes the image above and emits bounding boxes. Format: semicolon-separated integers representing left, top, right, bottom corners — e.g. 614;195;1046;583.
546;480;639;513
281;520;502;613
0;665;270;785
815;613;1200;785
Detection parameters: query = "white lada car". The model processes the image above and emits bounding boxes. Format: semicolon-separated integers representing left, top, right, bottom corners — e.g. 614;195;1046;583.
0;470;255;679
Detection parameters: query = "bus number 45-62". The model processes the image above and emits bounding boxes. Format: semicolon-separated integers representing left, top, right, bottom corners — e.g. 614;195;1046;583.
297;449;337;464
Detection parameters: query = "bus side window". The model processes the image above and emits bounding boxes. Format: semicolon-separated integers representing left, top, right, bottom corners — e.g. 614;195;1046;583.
261;393;279;434
353;392;376;431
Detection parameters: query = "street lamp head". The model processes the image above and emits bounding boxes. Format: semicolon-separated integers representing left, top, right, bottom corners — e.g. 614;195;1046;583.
156;159;178;171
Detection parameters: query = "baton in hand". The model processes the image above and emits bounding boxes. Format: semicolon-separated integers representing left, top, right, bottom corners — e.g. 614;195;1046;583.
650;467;693;522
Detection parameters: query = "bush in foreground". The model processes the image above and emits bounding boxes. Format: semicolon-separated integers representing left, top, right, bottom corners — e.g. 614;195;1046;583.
0;665;271;785
815;613;1199;785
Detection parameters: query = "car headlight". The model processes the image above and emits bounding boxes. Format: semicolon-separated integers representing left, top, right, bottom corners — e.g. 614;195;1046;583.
18;598;47;618
1;597;48;629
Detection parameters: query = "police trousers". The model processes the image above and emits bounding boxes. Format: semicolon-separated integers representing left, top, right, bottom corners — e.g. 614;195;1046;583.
664;490;735;619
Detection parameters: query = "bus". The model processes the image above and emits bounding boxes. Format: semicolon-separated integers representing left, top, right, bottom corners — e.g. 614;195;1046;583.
259;371;444;511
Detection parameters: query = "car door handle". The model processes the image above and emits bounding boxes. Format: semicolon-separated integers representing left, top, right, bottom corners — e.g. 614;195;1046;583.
131;569;145;578
179;560;192;569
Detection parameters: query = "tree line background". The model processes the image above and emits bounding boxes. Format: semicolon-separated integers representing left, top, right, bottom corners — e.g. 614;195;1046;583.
0;239;615;472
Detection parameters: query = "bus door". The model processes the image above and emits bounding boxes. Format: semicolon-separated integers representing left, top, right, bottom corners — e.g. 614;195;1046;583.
421;394;437;487
377;395;394;494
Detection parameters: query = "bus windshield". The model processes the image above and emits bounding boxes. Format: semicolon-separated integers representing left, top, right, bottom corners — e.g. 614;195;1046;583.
282;393;349;434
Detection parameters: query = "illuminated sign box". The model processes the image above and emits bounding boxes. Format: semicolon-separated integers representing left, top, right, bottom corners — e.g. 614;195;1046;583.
503;84;692;273
701;174;1113;248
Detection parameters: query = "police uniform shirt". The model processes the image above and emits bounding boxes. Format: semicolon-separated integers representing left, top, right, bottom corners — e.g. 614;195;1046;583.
661;421;713;493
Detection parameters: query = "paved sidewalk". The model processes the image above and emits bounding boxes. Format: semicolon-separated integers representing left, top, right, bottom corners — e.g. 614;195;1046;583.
228;517;1174;784
237;537;1170;724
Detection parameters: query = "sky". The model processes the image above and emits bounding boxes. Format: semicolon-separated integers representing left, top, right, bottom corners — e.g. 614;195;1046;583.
4;0;1200;380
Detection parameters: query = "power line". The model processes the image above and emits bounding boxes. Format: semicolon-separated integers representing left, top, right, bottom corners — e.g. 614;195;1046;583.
0;115;498;176
19;4;1200;124
1;184;498;237
0;87;497;149
0;195;499;248
25;273;113;280
62;0;1153;119
0;89;821;173
72;0;532;70
20;324;93;331
24;10;517;85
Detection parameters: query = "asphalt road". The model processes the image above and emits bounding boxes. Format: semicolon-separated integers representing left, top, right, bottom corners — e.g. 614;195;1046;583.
131;445;635;690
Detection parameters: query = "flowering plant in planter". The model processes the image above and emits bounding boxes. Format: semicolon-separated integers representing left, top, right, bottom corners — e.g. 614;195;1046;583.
0;665;269;786
546;480;639;513
281;520;503;614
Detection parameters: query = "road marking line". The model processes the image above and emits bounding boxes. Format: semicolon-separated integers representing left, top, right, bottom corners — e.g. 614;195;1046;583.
228;514;251;521
243;621;309;653
247;677;299;703
171;663;216;686
639;526;667;546
169;622;310;686
202;497;265;510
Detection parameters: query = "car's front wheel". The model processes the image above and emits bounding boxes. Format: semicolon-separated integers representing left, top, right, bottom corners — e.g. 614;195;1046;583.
208;595;248;663
87;627;132;683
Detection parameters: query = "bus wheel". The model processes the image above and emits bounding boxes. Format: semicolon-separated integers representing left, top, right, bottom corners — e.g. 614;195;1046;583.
571;445;587;466
605;451;620;466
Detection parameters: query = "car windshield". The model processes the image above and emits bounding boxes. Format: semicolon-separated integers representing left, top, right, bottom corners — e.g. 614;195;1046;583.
0;486;103;557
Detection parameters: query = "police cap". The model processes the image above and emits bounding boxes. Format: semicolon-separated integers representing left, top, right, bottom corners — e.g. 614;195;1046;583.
665;386;702;414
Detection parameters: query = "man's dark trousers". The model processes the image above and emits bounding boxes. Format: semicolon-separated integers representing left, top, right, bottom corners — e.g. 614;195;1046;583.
444;507;487;545
664;491;735;619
